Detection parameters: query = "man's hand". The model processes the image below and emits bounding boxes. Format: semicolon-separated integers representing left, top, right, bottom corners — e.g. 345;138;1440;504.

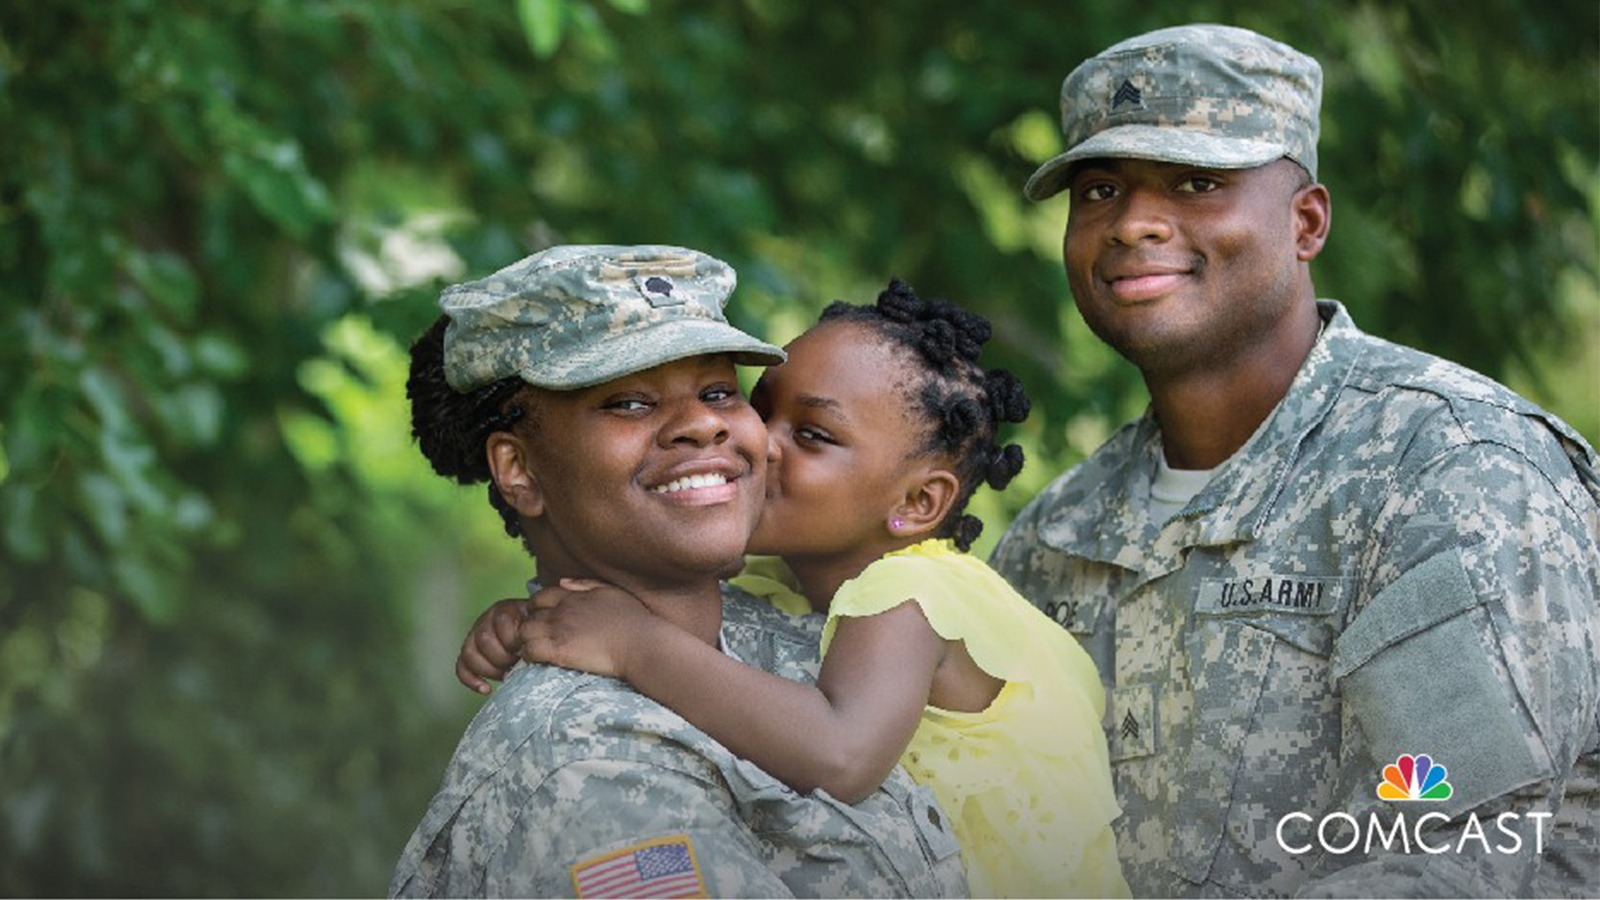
456;598;531;695
519;578;659;681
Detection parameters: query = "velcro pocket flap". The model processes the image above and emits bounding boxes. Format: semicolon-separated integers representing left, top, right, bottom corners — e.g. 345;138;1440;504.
1330;547;1551;818
1331;548;1479;679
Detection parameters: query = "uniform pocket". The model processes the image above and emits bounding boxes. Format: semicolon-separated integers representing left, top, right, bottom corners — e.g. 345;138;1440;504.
731;756;966;896
1166;620;1278;887
904;782;963;863
811;771;967;896
1331;547;1551;818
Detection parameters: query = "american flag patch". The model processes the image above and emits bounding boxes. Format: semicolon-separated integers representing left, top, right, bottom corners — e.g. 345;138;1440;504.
570;835;706;898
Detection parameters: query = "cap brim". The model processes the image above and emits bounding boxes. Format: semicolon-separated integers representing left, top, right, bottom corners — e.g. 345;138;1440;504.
519;317;786;390
1023;125;1289;201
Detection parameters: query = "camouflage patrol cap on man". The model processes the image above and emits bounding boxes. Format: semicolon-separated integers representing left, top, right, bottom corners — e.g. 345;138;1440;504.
440;244;785;392
1024;24;1321;201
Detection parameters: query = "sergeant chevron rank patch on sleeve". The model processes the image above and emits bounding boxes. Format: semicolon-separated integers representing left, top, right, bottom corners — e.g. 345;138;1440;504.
570;834;706;899
1111;683;1157;762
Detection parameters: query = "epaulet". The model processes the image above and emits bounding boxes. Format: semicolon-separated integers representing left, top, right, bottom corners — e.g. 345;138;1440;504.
1348;333;1598;509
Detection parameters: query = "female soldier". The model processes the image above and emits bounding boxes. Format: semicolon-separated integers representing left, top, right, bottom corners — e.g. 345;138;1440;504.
389;245;966;899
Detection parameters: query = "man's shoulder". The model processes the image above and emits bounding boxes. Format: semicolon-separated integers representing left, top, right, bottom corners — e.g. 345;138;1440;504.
1339;329;1597;485
1349;331;1558;432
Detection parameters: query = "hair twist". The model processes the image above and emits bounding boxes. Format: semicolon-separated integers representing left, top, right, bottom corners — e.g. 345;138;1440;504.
952;514;985;551
407;316;537;552
985;443;1025;490
984;369;1031;424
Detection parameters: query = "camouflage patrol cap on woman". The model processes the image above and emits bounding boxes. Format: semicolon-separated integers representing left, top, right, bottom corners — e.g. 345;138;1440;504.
1024;24;1322;201
439;245;785;392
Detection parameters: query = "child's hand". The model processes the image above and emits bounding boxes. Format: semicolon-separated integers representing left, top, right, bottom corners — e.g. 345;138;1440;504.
456;598;531;695
519;578;658;680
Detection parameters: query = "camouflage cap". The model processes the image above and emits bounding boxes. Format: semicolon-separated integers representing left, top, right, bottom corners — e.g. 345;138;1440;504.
1024;24;1321;201
439;245;786;392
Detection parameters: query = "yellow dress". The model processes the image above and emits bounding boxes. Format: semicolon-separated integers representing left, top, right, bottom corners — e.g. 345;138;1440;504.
728;555;813;616
819;540;1129;899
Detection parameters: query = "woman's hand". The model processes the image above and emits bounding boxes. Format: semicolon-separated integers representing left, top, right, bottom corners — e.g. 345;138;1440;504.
519;578;659;680
456;598;532;695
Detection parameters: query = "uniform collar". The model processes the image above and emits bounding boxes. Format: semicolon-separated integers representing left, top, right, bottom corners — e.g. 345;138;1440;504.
1038;300;1365;573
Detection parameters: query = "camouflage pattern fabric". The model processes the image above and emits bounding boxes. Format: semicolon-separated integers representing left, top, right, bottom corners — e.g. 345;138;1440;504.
440;244;785;392
389;583;967;898
1025;24;1322;201
991;301;1600;898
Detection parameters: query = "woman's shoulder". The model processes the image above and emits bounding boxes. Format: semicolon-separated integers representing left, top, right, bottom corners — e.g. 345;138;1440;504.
721;580;823;683
454;664;733;788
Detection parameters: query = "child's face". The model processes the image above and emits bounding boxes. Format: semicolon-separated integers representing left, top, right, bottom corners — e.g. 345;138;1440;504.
745;322;926;558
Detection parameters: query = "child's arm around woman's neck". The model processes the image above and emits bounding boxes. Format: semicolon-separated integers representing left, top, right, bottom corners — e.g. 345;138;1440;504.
522;579;997;803
631;599;944;801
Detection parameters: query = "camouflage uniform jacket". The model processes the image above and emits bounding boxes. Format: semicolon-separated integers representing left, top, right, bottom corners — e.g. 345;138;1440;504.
992;301;1599;898
389;584;967;898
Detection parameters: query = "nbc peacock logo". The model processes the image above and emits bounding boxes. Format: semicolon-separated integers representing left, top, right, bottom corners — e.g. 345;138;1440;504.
1377;753;1453;802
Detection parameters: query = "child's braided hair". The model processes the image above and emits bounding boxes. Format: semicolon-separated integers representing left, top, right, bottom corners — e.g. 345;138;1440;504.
406;315;537;551
818;279;1030;551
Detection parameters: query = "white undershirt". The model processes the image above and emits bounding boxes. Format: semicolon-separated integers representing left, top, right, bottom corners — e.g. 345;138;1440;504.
1149;451;1217;524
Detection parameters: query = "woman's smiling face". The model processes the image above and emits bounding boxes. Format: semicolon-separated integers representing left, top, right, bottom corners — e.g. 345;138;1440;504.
745;322;925;560
514;353;768;584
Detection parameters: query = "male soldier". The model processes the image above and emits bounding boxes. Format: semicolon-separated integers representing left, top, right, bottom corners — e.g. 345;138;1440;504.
991;25;1600;898
390;246;965;897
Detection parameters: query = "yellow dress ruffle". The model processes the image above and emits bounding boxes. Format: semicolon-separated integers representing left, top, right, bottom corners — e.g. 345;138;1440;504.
819;540;1129;899
729;556;813;616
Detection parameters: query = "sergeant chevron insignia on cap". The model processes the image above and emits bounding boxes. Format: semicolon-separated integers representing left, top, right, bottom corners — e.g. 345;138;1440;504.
1112;79;1144;109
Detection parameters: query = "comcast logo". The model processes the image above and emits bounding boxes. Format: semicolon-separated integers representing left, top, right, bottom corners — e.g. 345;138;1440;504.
1279;752;1551;857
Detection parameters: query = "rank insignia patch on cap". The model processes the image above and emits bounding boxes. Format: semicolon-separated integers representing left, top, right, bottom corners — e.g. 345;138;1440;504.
570;834;706;898
638;274;685;307
1112;78;1143;110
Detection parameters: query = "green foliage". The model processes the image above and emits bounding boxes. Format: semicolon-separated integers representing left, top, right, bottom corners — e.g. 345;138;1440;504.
0;0;1593;894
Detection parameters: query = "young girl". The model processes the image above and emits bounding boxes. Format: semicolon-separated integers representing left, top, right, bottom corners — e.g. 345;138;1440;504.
460;280;1128;898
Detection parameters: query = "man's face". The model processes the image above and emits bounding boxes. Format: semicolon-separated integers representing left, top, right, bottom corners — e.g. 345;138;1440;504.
1063;158;1314;376
517;354;768;584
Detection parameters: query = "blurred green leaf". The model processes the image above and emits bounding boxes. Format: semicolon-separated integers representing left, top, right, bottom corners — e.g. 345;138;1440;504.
125;250;200;325
517;0;568;57
206;105;334;240
193;334;249;380
1;484;47;562
153;384;224;448
113;551;179;624
279;408;340;473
